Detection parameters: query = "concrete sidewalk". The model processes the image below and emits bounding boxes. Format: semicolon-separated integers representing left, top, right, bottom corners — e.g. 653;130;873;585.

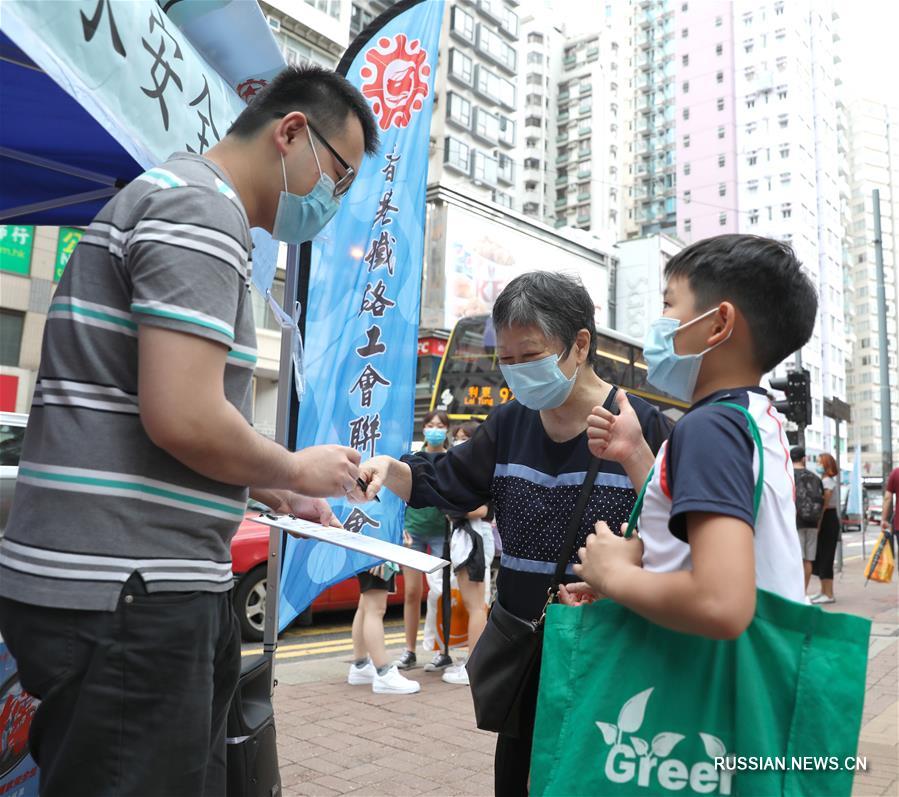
271;553;897;797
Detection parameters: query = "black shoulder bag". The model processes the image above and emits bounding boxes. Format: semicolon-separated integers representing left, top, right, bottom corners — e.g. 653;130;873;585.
466;387;618;738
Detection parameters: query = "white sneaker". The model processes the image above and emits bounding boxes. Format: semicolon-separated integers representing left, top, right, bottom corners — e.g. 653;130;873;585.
442;663;469;685
347;659;377;685
372;664;421;694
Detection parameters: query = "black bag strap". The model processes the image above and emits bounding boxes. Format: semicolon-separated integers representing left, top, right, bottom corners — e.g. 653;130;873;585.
550;386;619;592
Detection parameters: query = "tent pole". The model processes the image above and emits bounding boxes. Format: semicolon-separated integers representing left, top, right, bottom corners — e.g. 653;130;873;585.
0;187;118;221
0;146;120;185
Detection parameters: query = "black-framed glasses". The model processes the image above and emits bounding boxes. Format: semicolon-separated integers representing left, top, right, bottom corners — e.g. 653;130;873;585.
273;112;355;198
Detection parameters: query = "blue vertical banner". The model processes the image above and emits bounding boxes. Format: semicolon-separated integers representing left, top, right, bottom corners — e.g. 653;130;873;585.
278;0;445;628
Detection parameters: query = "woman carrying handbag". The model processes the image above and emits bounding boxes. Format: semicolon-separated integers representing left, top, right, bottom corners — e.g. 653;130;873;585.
354;272;672;795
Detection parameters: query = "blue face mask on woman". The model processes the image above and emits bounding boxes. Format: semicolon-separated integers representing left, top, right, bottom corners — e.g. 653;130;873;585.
499;350;577;411
423;428;447;447
272;126;340;244
643;306;731;402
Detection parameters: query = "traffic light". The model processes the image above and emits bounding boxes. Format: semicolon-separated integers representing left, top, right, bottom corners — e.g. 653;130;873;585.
769;369;812;427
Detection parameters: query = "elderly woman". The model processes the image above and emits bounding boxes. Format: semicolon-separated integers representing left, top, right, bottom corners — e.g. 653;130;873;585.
357;271;670;796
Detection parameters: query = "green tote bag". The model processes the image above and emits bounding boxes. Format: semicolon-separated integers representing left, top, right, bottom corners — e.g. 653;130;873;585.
531;404;871;797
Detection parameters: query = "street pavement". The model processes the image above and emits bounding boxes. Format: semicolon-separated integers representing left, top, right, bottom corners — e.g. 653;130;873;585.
265;534;898;797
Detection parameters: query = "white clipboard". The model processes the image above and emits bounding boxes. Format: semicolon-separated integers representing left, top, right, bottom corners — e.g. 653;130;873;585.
255;514;449;574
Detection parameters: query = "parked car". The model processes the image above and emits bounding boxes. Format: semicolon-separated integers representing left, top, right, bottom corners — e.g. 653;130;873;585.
0;413;28;538
230;510;425;642
867;495;883;525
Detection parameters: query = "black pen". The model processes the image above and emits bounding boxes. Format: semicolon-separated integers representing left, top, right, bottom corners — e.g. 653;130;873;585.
357;477;381;502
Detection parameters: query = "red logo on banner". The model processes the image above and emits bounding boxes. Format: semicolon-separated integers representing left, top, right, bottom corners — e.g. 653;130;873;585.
360;34;430;130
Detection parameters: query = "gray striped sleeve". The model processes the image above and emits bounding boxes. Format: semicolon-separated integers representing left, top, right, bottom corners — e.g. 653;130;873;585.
128;187;250;347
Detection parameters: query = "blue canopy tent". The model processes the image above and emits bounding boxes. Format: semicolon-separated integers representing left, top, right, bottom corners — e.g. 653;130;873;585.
0;31;142;225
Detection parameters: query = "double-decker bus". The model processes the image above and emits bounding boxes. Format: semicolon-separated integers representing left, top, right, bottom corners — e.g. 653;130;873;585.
429;314;688;422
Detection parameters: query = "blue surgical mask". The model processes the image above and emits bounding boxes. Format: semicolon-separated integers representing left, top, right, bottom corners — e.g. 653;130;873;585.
643;307;731;402
272;126;340;244
424;428;447;447
499;350;576;411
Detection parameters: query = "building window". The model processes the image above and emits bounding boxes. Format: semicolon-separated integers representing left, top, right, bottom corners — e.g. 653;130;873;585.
717;97;725;111
528;32;544;44
777;86;788;99
716;43;723;55
683;134;690;148
477;24;517;71
682;28;688;38
778;114;789;128
472;150;498;186
718;154;725;167
683;107;690;120
780;171;791;185
528;51;544;65
684;162;691;175
744;39;754;53
497;154;515;184
743;12;753;24
684;218;692;232
718;183;726;196
719;213;727;226
716;71;724;84
717;125;725;139
684;189;692;203
444;137;470;172
682;54;689;66
449;49;473;85
775;1;784;14
450;6;475;42
748;152;757;165
746;97;756;109
780;145;790;158
782;203;792;219
775;28;786;41
524;157;541;170
475;65;516;108
493;190;513;209
0;309;24;367
525;115;541;128
447;92;471;128
749;209;759;224
474;107;500;142
748;179;758;192
715;16;722;27
682;81;690;93
498;115;516;147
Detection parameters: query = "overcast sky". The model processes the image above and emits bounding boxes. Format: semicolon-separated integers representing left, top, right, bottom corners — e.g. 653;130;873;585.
836;0;898;106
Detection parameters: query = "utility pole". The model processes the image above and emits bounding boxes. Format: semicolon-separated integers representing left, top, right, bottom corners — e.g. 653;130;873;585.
872;190;894;479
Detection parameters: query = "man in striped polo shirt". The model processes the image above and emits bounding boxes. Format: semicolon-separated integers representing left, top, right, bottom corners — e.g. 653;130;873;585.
0;66;378;795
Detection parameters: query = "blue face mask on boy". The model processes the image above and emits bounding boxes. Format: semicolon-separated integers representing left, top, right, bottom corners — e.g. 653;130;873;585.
643;307;731;402
272;126;340;244
499;349;577;411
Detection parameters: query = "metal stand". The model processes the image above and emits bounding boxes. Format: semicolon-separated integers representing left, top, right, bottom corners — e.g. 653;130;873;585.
262;243;302;694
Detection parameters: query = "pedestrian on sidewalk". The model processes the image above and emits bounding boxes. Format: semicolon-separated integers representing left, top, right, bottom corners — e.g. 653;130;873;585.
443;421;495;686
0;66;377;796
881;466;898;558
811;453;841;604
348;565;420;695
355;272;671;795
395;411;454;673
791;446;825;590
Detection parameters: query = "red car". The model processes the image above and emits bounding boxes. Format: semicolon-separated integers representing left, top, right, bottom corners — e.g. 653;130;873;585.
230;511;422;642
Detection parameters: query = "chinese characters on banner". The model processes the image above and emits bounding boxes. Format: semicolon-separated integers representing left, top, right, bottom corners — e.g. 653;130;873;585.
277;1;445;627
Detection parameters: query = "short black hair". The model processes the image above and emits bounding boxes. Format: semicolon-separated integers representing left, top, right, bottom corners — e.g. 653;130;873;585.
227;65;379;155
790;445;806;462
492;271;598;364
664;234;817;372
